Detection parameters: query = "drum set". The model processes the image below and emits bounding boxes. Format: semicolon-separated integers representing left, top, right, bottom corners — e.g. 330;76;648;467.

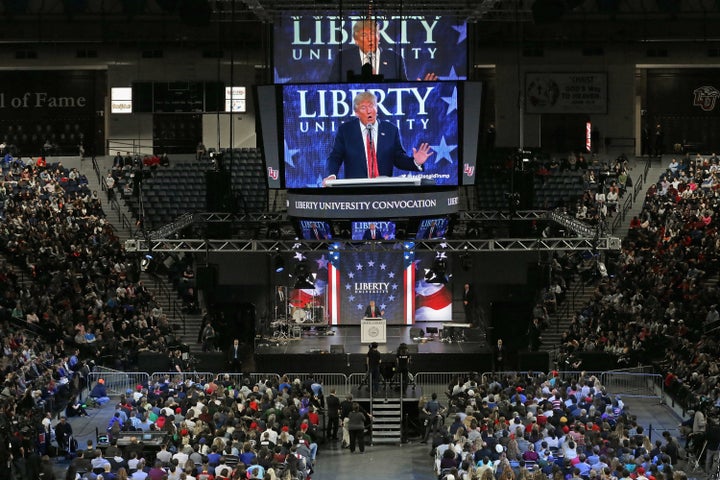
272;286;325;339
291;306;324;324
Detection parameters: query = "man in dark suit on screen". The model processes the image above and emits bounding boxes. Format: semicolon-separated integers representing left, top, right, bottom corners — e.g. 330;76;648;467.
329;20;407;82
362;222;382;241
323;91;433;186
424;221;439;239
329;20;437;82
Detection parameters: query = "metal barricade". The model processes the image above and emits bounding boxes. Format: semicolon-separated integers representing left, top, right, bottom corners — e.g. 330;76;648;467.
88;370;150;396
247;373;282;387
284;372;350;397
601;371;664;400
347;372;366;395
415;372;478;399
479;371;548;385
149;372;216;386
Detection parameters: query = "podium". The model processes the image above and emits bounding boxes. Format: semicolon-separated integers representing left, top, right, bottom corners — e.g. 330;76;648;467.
361;317;387;344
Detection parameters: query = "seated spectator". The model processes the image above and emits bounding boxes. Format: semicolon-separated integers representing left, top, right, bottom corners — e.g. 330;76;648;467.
90;379;110;405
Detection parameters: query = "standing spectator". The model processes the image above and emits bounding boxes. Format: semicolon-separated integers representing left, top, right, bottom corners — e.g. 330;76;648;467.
201;322;216;352
654;123;664;157
104;171;116;201
54;416;73;456
527;318;543;352
347;403;369;454
366;342;381;394
227;338;242;372
325;389;341;442
421;393;446;443
662;430;679;464
493;339;506;372
462;283;475;326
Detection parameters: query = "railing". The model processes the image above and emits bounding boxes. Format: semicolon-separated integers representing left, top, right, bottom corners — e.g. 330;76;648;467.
479;371;550;384
548;269;589;339
106;139;154;157
146;275;186;335
247;373;282;386
599;371;664;400
605;137;636;151
611;193;633;233
414;372;483;399
92;161;185;332
149;371;216;383
88;369;150;396
91;156;138;236
348;372;367;397
610;165;646;234
285;373;352;397
83;368;666;406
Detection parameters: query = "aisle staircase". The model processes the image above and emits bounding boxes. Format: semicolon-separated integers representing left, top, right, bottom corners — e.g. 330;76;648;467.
78;156;204;354
540;278;596;354
371;398;403;445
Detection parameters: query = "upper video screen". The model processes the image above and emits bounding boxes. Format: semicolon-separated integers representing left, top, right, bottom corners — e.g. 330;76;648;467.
282;81;460;188
273;15;468;84
415;217;450;239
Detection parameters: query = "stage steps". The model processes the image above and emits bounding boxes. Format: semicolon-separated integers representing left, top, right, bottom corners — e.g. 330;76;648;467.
370;398;402;445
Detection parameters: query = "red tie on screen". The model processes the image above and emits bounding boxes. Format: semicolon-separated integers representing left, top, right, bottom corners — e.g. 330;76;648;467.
365;53;375;74
366;125;378;178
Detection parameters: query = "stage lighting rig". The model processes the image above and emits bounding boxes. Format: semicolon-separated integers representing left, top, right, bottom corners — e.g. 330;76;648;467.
424;252;448;284
293;260;315;289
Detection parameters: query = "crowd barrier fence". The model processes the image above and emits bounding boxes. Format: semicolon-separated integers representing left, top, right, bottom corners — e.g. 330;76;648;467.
85;368;664;404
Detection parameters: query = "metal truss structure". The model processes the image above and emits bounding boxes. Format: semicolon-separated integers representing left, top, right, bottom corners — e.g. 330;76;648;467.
125;236;621;254
127;209;620;253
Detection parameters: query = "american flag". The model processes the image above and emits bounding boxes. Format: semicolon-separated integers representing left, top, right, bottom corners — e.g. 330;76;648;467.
328;250;414;325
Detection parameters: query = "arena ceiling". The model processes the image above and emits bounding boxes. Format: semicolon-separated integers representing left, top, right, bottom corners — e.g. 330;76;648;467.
1;0;720;47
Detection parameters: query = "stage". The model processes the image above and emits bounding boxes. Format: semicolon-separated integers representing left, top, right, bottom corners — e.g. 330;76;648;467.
253;322;492;374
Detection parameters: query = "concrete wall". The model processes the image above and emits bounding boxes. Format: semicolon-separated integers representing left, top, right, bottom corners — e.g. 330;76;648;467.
481;45;636;152
106;55;259;153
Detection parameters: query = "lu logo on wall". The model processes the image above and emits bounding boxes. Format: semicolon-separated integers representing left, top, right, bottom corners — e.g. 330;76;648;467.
692;85;720;111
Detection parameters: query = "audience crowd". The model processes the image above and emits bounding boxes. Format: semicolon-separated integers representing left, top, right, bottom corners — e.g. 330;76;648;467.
2;151;720;480
427;371;696;480
556;154;720;411
0;155;195;475
70;372;321;480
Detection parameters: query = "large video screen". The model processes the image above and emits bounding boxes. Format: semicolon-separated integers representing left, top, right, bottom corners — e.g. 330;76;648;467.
299;220;333;240
282;81;459;188
415;217;449;239
273;15;467;84
350;221;396;241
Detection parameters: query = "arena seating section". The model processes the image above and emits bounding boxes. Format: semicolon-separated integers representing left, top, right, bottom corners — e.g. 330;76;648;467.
120;149;268;229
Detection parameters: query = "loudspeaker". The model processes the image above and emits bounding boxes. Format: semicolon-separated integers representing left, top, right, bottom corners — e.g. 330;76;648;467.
195;352;225;373
406;344;419;354
205;171;232;211
137;352;170;373
518;351;550;371
330;345;345;354
409;327;424;338
196;264;218;290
